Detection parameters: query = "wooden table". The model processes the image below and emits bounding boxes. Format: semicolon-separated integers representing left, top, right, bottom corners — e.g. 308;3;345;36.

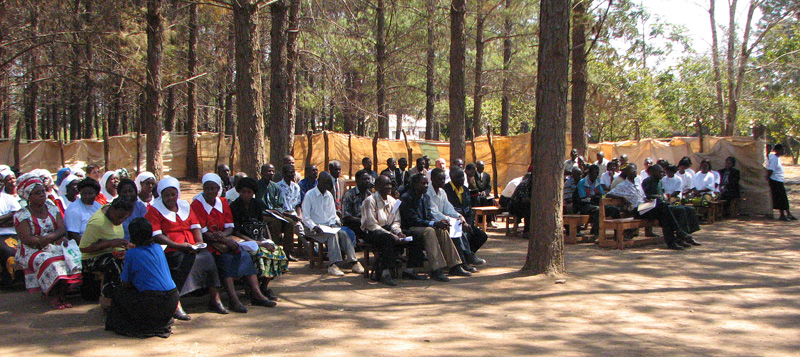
473;206;502;231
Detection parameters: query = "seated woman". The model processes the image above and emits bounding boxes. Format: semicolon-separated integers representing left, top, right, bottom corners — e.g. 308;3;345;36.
54;174;80;216
145;177;224;320
642;164;700;246
64;178;102;243
79;198;135;309
106;218;180;338
191;174;275;312
229;177;287;301
13;174;82;309
97;171;120;205
117;179;149;241
718;156;741;216
135;172;157;206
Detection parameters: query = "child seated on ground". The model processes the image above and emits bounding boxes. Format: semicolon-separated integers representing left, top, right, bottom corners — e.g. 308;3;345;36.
105;218;179;338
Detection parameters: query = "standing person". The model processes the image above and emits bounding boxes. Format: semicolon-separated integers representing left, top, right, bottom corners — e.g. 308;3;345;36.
767;144;796;221
397;157;410;190
298;164;318;202
594;151;610;175
360;175;406;286
64;178;102;242
97;171;120;205
106;218;180;338
13;175;81;309
301;172;363;277
135;172;157;205
256;164;299;262
216;164;233;193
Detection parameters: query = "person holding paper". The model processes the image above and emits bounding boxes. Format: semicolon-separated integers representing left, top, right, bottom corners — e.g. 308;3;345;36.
361;175;407;286
301;172;363;277
607;164;694;250
399;173;463;282
191;173;274;313
642;164;701;244
427;168;476;276
444;167;488;266
256;164;300;262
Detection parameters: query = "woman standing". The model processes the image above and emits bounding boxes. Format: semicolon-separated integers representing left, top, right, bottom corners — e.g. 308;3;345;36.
13;174;82;309
191;174;275;312
145;177;224;320
767;144;796;221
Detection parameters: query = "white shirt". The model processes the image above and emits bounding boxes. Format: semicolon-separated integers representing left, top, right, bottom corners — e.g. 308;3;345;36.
594;158;610;174
711;171;721;192
693;171;716;192
600;171;616;188
64;201;102;235
360;192;401;235
608;180;646;208
427;185;460;221
676;171;694;192
564;159;580;173
639;169;649;182
501;176;524;198
0;192;21;235
661;175;683;196
301;187;340;230
767;153;784;182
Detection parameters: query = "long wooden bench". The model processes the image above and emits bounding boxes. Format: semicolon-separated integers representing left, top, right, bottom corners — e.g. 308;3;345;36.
563;214;591;244
597;197;660;249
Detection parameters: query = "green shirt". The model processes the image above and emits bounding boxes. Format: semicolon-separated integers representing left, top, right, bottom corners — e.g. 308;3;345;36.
256;179;284;211
78;206;125;260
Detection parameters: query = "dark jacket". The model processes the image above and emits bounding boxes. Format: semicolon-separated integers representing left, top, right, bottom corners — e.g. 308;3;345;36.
718;167;741;199
399;189;435;230
443;183;475;225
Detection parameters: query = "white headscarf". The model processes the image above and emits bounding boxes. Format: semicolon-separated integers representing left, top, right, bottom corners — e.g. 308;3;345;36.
152;176;191;223
0;168;12;180
99;171;119;201
56;174;80;209
71;167;86;178
193;173;224;214
135;171;157;192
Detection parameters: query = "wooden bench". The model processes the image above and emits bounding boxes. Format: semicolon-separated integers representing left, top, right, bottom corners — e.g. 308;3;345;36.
563;214;591;244
597;197;660;249
473;206;502;231
307;240;327;268
496;211;521;237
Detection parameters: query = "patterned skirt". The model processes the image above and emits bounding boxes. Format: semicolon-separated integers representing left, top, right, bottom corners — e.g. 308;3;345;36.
16;243;82;294
250;245;288;279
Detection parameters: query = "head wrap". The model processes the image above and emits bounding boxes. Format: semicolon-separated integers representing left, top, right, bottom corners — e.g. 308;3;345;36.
55;168;72;186
16;173;43;201
56;174;81;209
152;176;191;223
0;168;13;180
71;167;86;178
194;173;224;214
99;171;119;201
135;171;156;193
201;173;223;196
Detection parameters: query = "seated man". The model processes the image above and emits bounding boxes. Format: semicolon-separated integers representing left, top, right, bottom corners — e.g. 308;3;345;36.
509;173;532;233
361;175;407;286
575;164;604;235
399;173;463;282
301;172;363;276
341;170;373;243
258;164;301;261
643;164;701;242
427;168;475;276
379;158;401;195
661;165;683;203
718;156;741;216
298;164;318;202
499;175;525;209
599;160;619;192
607;164;697;250
563;167;582;214
466;163;494;227
327;160;346;211
444;167;488;266
273;155;302;183
361;157;378;180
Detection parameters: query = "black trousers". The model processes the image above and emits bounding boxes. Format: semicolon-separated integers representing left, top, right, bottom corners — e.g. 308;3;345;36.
576;203;600;234
164;251;196;293
466;225;487;253
636;200;682;244
364;229;399;269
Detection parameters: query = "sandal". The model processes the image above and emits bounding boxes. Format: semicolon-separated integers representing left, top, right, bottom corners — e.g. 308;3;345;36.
49;297;65;310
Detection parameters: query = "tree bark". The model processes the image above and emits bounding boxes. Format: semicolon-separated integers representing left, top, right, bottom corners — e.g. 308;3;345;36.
726;0;757;136
723;0;737;136
425;0;436;140
82;0;95;139
269;0;290;167
522;0;569;275
376;0;389;138
449;0;467;161
185;1;199;179
23;5;39;140
286;0;301;148
709;0;725;133
164;86;175;131
0;0;6;139
145;0;164;177
472;6;485;139
570;0;588;155
500;0;512;136
233;0;268;177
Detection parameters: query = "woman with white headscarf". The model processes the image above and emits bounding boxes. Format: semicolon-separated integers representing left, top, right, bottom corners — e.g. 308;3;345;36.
190;173;274;312
31;169;57;202
54;175;80;216
144;177;224;320
134;172;157;205
97;171;120;205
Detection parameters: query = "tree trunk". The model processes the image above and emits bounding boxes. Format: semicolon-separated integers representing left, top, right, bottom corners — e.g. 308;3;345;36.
708;0;725;134
727;0;757;137
344;70;359;134
425;0;436;140
500;0;512;136
233;0;268;178
449;0;467;161
269;0;290;167
286;0;301;150
395;110;403;139
23;5;39;140
164;86;175;131
0;0;6;139
185;1;199;179
472;6;485;139
109;76;122;136
145;0;164;177
82;0;95;139
376;0;389;138
570;0;588;155
723;0;737;136
224;93;234;135
522;0;569;275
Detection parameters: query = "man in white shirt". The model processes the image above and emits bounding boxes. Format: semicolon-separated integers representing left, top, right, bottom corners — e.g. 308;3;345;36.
599;161;619;192
661;165;683;201
639;157;653;182
500;175;524;208
361;175;406;286
594;151;610;175
692;160;716;195
564;148;581;175
427;158;450;183
427;168;473;277
767;144;795;220
301;172;363;276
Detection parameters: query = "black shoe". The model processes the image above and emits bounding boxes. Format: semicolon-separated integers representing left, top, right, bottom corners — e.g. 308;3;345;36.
402;271;426;280
666;243;684;250
252;298;277;308
466;256;486;266
208;301;230;314
430;269;450;282
448;265;472;277
685;238;702;246
263;288;278;301
789;215;798;221
229;303;248;313
174;307;191;321
380;274;398;286
462;264;478;273
779;216;790;221
286;254;298;262
677;240;691;248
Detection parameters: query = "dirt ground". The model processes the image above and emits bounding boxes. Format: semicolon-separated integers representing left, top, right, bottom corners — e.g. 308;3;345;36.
2;166;800;356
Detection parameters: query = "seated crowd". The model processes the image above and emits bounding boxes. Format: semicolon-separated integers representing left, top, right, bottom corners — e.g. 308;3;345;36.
0;155;496;337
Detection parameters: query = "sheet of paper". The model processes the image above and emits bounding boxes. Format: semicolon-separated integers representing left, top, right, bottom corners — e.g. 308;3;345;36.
402;236;413;242
448;217;463;238
318;225;341;235
191;242;207;250
265;210;290;223
637;200;657;215
392;200;402;214
238;241;259;252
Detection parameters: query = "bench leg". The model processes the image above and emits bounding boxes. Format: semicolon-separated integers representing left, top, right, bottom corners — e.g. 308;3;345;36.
616;228;625;250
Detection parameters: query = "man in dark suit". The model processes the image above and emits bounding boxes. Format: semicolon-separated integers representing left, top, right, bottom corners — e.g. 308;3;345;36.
444;167;488;267
718;156;741;217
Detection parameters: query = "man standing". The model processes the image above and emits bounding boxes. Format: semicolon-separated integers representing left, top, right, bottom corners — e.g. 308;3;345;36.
444;167;488;267
298;164;318;202
257;164;300;261
564;149;581;175
301;172;363;276
399;173;463;282
361;175;406;286
426;168;474;276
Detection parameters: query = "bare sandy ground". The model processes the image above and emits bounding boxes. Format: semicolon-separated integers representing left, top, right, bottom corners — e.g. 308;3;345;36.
2;167;800;356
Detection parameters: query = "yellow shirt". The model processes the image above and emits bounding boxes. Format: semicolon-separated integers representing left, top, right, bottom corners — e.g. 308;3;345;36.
450;182;464;204
78;206;125;260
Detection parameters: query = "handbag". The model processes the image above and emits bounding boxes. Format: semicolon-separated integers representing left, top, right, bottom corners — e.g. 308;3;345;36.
61;239;82;271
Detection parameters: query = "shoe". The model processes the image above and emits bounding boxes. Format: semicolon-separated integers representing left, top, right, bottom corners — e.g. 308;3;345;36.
677;240;691;248
351;262;365;274
462;264;478;273
208;301;230;314
263;288;278;301
327;264;345;276
430;269;450;282
685;238;702;246
666;243;684;250
174;307;191;321
467;256;486;265
380;274;398;286
252;298;277;308
448;265;472;277
780;216;790;221
789;215;798;221
286;254;298;262
402;271;426;280
229;303;248;313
